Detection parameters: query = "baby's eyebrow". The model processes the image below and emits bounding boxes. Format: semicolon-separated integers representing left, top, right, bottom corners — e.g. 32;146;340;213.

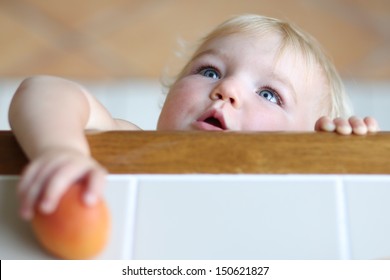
191;48;226;62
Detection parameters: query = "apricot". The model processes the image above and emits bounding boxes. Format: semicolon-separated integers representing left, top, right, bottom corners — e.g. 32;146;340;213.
31;183;110;259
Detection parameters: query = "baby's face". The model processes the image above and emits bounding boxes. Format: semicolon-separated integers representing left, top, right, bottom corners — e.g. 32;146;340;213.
157;32;328;131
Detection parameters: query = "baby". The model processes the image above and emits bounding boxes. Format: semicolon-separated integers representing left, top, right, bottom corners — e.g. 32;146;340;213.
8;14;379;220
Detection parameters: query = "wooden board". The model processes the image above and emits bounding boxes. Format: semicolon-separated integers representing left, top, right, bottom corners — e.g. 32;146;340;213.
1;131;390;174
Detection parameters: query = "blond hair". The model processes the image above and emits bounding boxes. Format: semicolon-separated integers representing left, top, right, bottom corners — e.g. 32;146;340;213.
167;14;352;118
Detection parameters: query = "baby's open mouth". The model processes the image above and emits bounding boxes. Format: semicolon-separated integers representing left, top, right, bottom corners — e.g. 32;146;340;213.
195;109;227;131
204;117;223;129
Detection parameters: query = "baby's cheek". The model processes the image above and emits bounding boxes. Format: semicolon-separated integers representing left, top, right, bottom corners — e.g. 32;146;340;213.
156;111;174;130
157;104;184;130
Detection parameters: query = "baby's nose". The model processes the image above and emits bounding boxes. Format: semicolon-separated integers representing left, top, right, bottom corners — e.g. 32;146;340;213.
209;78;243;108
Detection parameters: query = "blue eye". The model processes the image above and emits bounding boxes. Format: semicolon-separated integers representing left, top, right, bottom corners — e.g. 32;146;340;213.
257;88;280;104
198;67;220;79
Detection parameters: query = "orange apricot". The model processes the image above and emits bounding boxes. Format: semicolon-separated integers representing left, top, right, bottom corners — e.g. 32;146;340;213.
31;183;110;259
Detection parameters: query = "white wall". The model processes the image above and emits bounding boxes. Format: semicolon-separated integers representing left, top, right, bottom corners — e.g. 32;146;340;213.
1;79;390;130
345;81;390;131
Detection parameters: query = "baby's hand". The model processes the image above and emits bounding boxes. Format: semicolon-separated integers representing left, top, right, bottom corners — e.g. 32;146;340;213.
315;116;380;135
17;148;107;220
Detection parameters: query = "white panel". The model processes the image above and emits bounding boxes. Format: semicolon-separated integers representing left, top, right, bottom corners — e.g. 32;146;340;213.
0;175;137;260
0;176;50;259
133;175;341;260
344;176;390;260
97;175;138;260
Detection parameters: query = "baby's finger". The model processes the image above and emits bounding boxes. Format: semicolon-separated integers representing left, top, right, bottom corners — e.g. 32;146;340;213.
348;116;367;135
364;116;380;133
314;116;335;132
17;157;49;195
38;162;94;214
18;159;63;219
19;183;42;220
334;118;352;135
84;166;107;206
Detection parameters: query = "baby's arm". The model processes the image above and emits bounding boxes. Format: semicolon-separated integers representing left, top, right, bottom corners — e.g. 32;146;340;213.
8;75;139;220
315;116;379;135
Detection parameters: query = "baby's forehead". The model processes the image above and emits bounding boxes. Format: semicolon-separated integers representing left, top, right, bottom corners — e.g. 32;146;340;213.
198;32;316;73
